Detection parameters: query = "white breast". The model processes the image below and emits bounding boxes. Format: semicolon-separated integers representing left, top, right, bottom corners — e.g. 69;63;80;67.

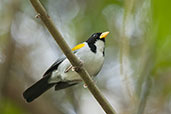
77;42;104;76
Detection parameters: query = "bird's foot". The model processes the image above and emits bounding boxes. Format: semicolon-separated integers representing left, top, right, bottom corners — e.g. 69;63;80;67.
71;66;79;72
71;60;84;72
64;60;83;73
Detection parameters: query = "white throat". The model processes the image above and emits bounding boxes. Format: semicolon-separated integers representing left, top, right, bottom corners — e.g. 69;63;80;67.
95;40;105;53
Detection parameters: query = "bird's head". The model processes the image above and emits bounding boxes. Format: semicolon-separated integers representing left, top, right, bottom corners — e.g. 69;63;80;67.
86;31;109;54
86;31;109;44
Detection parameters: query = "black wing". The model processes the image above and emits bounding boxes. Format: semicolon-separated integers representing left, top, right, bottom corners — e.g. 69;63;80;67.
43;57;66;77
43;51;77;77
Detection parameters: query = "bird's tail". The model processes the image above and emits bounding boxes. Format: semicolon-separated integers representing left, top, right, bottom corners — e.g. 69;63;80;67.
23;75;55;103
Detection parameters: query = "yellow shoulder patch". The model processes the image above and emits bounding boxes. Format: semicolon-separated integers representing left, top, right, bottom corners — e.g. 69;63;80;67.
72;43;85;51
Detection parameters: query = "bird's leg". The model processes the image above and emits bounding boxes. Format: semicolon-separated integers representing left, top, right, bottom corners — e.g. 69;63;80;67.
64;60;83;73
64;65;72;73
65;58;84;73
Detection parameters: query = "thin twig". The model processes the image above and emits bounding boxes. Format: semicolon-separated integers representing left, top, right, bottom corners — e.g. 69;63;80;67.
29;0;116;113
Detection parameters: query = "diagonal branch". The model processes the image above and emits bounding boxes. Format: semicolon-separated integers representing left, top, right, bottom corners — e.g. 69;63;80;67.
29;0;116;114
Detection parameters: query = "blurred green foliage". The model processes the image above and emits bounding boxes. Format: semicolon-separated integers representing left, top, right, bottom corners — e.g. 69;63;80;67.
153;0;171;72
151;0;171;97
0;0;171;114
1;99;25;114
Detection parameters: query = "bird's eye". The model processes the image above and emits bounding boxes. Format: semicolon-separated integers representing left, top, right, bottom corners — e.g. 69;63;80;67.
93;34;97;37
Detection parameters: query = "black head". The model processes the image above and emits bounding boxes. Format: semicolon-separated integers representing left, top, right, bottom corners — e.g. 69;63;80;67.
86;32;109;54
86;32;109;44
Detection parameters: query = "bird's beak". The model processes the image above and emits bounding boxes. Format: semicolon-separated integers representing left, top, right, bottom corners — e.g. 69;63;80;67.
100;31;110;39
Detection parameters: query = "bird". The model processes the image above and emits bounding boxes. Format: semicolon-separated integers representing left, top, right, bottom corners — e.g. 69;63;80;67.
23;31;110;103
